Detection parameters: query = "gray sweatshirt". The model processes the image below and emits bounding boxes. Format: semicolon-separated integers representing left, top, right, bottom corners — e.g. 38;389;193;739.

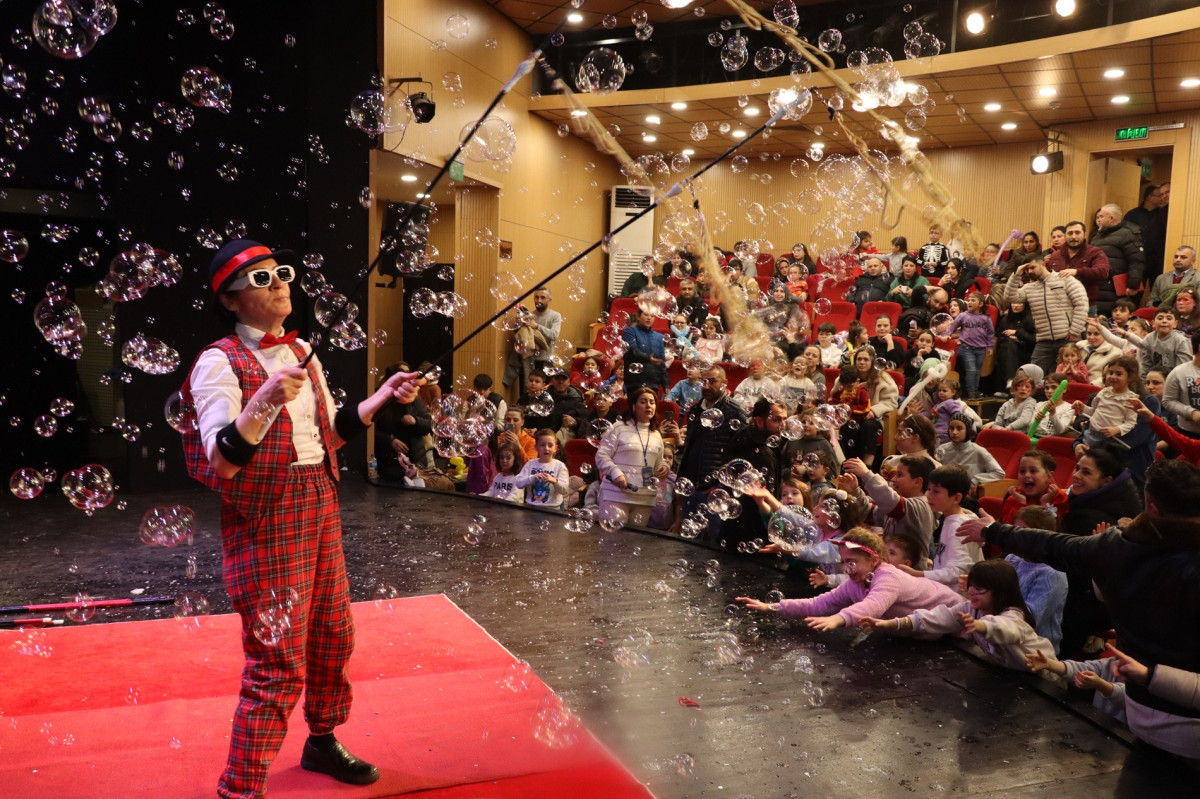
993;396;1038;431
1163;360;1200;434
935;441;1005;484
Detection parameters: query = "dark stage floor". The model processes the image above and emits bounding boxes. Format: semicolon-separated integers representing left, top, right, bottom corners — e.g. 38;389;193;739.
1;477;1193;797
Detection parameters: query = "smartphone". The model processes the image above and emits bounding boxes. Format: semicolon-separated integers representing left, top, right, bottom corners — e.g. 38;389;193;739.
504;422;514;432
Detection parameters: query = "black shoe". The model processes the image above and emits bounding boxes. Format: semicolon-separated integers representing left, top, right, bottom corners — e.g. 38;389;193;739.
301;737;380;785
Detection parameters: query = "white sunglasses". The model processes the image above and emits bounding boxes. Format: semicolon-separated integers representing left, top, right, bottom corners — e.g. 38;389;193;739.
227;264;295;290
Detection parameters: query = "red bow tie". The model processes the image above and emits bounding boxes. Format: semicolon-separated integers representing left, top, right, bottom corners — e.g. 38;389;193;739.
259;330;298;348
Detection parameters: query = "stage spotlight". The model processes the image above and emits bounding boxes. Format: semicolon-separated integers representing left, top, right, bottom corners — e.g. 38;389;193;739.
1030;151;1064;175
1054;0;1076;17
965;11;987;35
409;92;436;123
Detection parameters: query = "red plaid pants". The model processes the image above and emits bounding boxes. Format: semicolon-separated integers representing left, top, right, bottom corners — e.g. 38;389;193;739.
217;464;354;799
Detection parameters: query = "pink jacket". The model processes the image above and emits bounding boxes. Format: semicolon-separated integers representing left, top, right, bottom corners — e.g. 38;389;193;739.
776;563;962;628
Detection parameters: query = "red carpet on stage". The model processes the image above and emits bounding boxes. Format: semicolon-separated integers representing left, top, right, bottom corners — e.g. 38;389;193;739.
0;595;653;799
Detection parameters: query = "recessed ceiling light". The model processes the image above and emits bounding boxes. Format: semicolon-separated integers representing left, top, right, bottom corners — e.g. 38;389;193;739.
401;174;418;182
732;130;746;139
744;107;760;117
1181;78;1200;88
567;12;583;23
1038;87;1057;97
569;109;587;117
983;102;1002;112
415;193;427;199
1103;68;1125;79
1054;0;1075;16
811;141;825;149
1001;122;1017;130
682;148;694;155
671;101;688;110
645;115;660;124
1112;95;1130;104
642;133;657;142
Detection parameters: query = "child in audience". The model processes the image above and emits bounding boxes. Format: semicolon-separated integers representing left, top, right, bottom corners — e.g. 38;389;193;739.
694;317;725;363
1028;373;1078;438
1002;450;1070;523
884;532;922;570
646;444;678;530
943;290;995;399
1008;505;1069;654
926;377;966;445
817;322;842;367
1094;307;1191;379
780;355;818;408
1072;356;1140;453
903;330;951;391
797;448;837;506
868;314;905;367
835;364;873;460
862;559;1055;671
573;356;606;394
844;320;870;355
1026;649;1126;722
667;313;698;364
782;407;839;473
901;465;981;588
483;441;525;503
1056;343;1091;384
665;365;703;414
514;429;569;509
935;413;1004;487
1109;297;1137;333
984;369;1038;431
785;264;809;301
600;361;625;397
736;528;963;631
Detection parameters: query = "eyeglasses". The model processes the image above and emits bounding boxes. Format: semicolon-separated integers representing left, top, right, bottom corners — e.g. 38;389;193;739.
227;264;295;290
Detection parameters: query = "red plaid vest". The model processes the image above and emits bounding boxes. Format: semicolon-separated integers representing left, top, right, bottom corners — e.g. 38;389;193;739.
178;335;338;519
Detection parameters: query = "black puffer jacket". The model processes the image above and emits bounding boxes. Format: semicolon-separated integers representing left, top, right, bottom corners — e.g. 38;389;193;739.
1092;221;1145;313
677;395;749;490
984;513;1200;718
1062;469;1143;537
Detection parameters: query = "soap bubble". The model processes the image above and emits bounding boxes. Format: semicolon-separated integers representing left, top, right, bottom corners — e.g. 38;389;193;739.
905;32;942;61
690;121;708;141
904;107;927;131
817;29;843;53
138;505;196;547
774;1;799;28
575;48;627;95
33;414;58;437
348;89;388;136
700;407;724;428
372;583;400;605
61;463;115;514
173;593;211;624
253;587;298;647
814;297;833;315
32;0;106;60
768;506;820;553
598;505;628;532
163;391;198;432
65;592;96;624
0;229;30;262
459;116;517;162
445;13;469;39
34;294;86;356
720;35;748;71
121;333;181;375
9;467;45;499
754;46;785;72
180;66;231;112
674;476;694;497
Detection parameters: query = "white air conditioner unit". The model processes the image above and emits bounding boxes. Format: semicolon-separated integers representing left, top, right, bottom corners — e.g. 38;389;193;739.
606;186;655;296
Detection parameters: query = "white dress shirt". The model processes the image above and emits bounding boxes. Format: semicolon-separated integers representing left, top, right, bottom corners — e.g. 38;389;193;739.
190;323;338;466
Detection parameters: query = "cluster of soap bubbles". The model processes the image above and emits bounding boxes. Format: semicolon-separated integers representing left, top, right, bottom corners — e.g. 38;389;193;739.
253;587;298;647
61;463;115;514
715;458;765;497
613;629;653;672
410;288;467;320
635;285;677;320
180;66;231;113
138;505;196;547
0;229;30;263
431;392;496;460
121;333;181;375
32;0;118;60
564;507;596;533
97;245;183;302
767;506;821;553
575;47;628;95
531;693;581;749
463;513;486;545
459;116;517;162
713;630;744;666
33;291;86;359
591;312;632;362
598;504;628;532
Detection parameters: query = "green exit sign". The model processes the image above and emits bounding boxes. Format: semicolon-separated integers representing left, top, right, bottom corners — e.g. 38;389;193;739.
1115;126;1149;141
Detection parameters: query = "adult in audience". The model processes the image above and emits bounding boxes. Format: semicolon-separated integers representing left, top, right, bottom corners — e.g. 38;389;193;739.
958;459;1200;760
889;255;929;310
547;371;591;443
621;255;656;297
676;278;710;328
992;297;1036;395
503;286;561;393
1124;185;1167;292
1090;203;1145;312
1003;231;1043;277
849;255;892;313
1046;220;1110;314
1057;444;1142;659
374;362;432;478
1000;253;1088;377
622;309;668;394
829;346;898;467
594;386;669;528
675;366;749;529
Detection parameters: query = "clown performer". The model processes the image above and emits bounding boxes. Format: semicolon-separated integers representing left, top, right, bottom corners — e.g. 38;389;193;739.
179;239;423;799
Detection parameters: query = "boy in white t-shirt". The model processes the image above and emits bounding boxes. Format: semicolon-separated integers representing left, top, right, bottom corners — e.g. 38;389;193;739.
515;428;570;509
903;464;981;588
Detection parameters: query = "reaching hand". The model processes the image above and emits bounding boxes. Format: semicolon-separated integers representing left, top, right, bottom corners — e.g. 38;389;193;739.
735;596;776;612
841;457;869;478
1025;650;1053;673
808;570;829;588
383;370;425;405
858;616;890;631
956;513;993;544
836;473;859;494
1108;645;1150;685
804;615;845;632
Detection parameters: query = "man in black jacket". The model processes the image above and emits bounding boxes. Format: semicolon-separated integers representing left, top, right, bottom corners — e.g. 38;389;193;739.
957;459;1200;761
374;363;433;479
1124;185;1166;294
676;279;710;329
1092;203;1145;313
547;371;591;440
675;366;748;541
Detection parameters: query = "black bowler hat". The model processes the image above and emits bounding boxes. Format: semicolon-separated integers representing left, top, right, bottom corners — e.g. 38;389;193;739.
208;239;297;294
